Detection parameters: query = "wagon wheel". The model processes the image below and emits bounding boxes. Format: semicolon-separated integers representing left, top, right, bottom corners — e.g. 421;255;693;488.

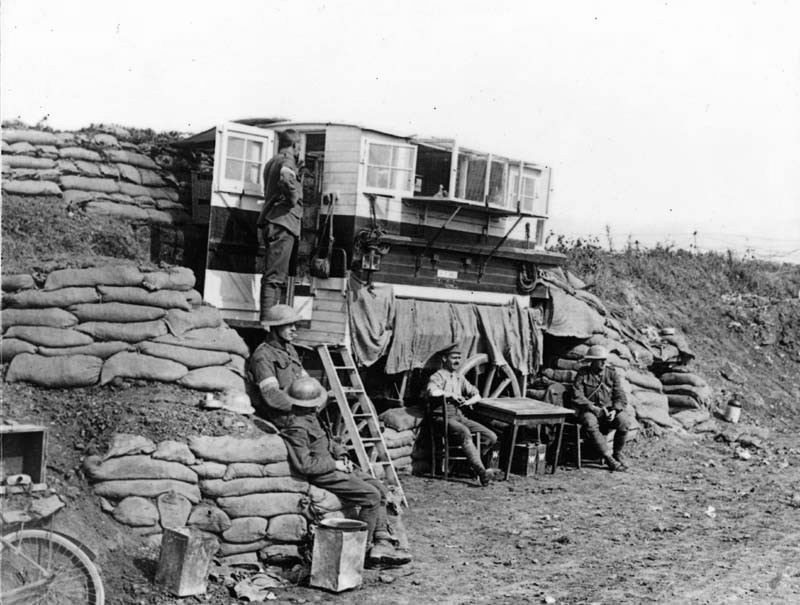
458;353;521;399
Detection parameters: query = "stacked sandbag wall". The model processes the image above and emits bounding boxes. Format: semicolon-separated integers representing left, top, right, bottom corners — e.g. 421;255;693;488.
85;433;344;566
2;265;248;394
379;407;425;474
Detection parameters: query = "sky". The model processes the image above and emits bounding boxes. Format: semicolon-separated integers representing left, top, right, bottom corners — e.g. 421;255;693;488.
2;0;799;262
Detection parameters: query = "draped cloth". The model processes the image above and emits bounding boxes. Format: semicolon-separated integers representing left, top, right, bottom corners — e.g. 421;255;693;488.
347;277;395;367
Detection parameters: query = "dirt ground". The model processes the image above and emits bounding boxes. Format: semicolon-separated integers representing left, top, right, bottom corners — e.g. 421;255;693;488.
3;382;799;605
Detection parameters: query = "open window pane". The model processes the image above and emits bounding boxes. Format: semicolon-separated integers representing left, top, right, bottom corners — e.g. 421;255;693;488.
488;160;507;207
456;153;487;202
246;140;263;162
228;137;245;159
391;169;412;190
394;146;414;169
225;159;244;181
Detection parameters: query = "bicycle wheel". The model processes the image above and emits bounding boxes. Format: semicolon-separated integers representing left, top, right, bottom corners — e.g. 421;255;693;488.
1;529;105;605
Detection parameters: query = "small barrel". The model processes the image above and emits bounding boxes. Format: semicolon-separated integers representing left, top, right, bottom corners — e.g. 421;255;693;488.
725;399;742;424
310;519;368;592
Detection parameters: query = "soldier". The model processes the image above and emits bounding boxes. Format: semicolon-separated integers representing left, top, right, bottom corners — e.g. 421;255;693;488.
426;344;498;486
257;129;303;320
571;344;634;471
280;376;412;567
247;304;307;429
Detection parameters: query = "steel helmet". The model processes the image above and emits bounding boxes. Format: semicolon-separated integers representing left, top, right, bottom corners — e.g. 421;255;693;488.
285;377;328;408
582;344;609;361
261;304;303;328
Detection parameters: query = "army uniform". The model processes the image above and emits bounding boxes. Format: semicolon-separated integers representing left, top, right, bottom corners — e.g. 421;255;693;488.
248;334;306;428
257;148;304;318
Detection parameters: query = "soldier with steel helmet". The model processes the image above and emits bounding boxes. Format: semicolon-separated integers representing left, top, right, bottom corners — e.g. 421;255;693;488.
280;376;412;567
571;344;634;471
247;304;309;428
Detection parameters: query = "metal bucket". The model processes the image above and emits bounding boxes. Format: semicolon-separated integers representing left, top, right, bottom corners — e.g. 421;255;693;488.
310;519;368;592
725;400;742;424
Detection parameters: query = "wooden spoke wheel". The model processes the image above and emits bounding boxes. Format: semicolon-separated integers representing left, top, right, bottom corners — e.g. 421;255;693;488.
457;353;521;399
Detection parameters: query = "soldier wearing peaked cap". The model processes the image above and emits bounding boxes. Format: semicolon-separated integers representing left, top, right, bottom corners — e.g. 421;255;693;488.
426;343;498;486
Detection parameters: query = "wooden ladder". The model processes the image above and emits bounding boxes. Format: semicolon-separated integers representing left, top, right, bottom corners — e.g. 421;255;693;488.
317;344;407;507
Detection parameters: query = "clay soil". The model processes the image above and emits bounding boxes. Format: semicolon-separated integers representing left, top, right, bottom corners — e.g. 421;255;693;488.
3;381;800;605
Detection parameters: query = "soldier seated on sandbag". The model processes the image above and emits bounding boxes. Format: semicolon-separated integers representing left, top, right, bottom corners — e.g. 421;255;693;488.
280;376;412;567
426;343;499;486
248;304;309;429
570;344;634;472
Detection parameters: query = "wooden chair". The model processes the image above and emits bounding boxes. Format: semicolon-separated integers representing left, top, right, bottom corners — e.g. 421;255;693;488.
427;396;481;479
558;419;585;469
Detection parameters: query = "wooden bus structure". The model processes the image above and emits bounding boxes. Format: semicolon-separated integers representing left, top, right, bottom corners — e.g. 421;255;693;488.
177;119;566;399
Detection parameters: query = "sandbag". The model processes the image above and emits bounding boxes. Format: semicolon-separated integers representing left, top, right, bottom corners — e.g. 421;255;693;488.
659;372;708;388
3;156;56;170
72;160;102;177
59;147;102;161
113;496;160;527
60;175;119;193
218;539;270;556
555;358;583;371
267;514;307;542
177;367;246;392
200;476;309;498
5;287;101;308
5;354;102;387
84;201;150;221
155;327;249;357
607;353;630;370
191;461;227;479
387;444;413;460
157;491;192;529
563;344;590;360
217;492;305;518
44;266;144;291
3;128;59;145
146;209;191;225
222;461;293;481
98;286;191;311
117;163;141;183
671;408;711;429
627;341;655;367
1;274;35;292
103;434;157;458
625;369;663;392
104;149;159;170
70;303;166;323
142;267;196;292
76;320;167;343
8;141;36;154
542;368;577;383
94;480;201;503
392;455;413;470
100;351;188;385
382;428;416;449
260;544;301;564
185;289;203;306
662;384;712;406
2;179;62;196
308;486;344;513
136;341;230;369
165;306;222;336
2;308;78;329
226;355;246;377
667;394;702;410
222;517;269;543
5;326;93;348
118;182;152;198
188;435;288;464
152;441;197;465
188;504;232;533
379;407;425;432
0;338;38;362
586;335;632;360
629;391;673;427
84;454;196;483
38;341;132;359
63;190;98;205
138;168;167;186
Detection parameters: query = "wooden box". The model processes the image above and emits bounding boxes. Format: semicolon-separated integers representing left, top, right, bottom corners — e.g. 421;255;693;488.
510;441;547;476
0;424;48;494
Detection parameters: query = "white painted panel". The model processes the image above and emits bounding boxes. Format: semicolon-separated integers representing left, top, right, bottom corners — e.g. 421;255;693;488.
204;269;260;314
379;282;530;307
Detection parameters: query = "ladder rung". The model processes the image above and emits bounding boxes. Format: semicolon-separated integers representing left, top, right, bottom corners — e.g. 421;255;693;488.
334;365;357;370
352;413;374;419
362;438;382;443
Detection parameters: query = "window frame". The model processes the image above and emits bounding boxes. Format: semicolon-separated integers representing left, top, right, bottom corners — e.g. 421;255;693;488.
216;123;275;197
361;138;418;196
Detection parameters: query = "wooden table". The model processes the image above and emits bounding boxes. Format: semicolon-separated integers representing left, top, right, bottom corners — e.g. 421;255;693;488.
472;398;574;479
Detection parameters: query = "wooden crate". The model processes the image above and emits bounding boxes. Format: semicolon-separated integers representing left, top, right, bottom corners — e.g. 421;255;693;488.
0;424;48;495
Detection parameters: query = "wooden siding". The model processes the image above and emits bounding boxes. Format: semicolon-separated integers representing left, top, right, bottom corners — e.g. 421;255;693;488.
323;125;361;216
295;286;349;348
